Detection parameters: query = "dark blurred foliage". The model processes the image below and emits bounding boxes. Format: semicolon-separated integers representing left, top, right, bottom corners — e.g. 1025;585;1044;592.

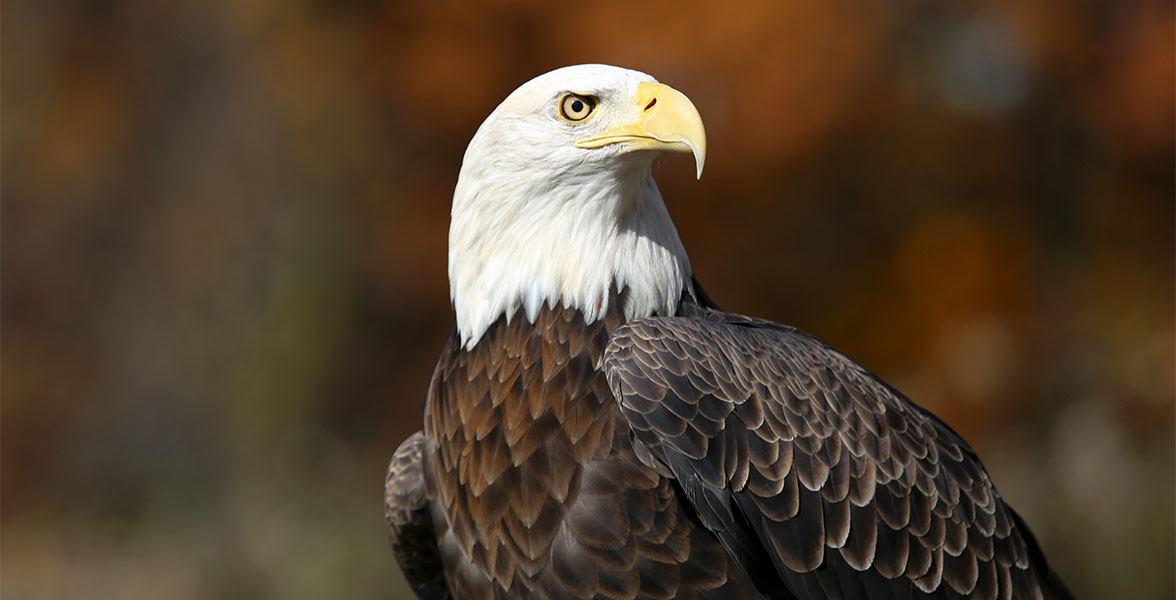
2;0;1173;598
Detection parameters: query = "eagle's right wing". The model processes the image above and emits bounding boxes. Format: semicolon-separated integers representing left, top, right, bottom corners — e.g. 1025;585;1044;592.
386;431;450;600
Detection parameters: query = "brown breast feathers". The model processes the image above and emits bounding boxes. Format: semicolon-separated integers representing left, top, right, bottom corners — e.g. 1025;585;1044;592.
422;294;763;600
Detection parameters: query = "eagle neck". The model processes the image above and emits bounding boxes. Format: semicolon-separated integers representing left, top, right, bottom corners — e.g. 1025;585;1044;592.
449;162;693;349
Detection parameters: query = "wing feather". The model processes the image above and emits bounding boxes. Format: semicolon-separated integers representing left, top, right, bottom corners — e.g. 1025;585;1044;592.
604;306;1073;600
386;432;452;600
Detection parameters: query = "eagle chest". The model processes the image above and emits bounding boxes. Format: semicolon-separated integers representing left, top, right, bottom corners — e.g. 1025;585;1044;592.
422;307;664;592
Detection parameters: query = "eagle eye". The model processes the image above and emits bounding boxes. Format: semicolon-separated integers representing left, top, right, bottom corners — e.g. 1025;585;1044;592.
559;94;596;122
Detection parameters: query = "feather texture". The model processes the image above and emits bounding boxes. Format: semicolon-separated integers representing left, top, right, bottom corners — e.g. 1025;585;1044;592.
386;432;452;600
388;64;1072;600
603;303;1074;600
411;295;765;599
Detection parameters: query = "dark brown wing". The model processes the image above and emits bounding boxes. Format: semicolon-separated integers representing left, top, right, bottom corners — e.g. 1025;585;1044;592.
603;306;1074;600
386;431;451;600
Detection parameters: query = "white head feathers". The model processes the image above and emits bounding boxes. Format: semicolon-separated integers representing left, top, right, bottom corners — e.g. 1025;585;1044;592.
448;64;703;348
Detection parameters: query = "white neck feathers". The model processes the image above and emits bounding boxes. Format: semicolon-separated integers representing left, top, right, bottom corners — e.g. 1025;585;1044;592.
448;155;692;349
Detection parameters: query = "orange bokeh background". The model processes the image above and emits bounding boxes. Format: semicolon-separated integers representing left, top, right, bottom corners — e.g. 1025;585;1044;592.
3;1;1173;598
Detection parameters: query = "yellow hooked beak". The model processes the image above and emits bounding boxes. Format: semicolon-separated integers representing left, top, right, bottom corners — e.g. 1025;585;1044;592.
574;82;707;179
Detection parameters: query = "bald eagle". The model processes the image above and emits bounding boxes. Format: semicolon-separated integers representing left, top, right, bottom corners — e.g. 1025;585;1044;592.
385;65;1073;600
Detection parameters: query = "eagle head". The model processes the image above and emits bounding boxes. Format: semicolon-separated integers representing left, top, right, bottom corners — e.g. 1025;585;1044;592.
448;64;707;349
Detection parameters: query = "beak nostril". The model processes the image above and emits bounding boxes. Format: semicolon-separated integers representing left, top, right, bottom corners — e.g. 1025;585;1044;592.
644;98;657;111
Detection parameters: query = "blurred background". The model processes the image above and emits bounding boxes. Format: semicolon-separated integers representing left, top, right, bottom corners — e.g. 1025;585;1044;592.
3;0;1173;598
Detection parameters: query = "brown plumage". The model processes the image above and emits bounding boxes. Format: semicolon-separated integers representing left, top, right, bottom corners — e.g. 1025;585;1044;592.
604;302;1074;599
404;290;764;600
384;64;1073;600
386;432;448;600
387;286;1074;600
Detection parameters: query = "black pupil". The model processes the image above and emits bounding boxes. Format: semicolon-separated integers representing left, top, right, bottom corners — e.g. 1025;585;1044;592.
571;99;584;113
